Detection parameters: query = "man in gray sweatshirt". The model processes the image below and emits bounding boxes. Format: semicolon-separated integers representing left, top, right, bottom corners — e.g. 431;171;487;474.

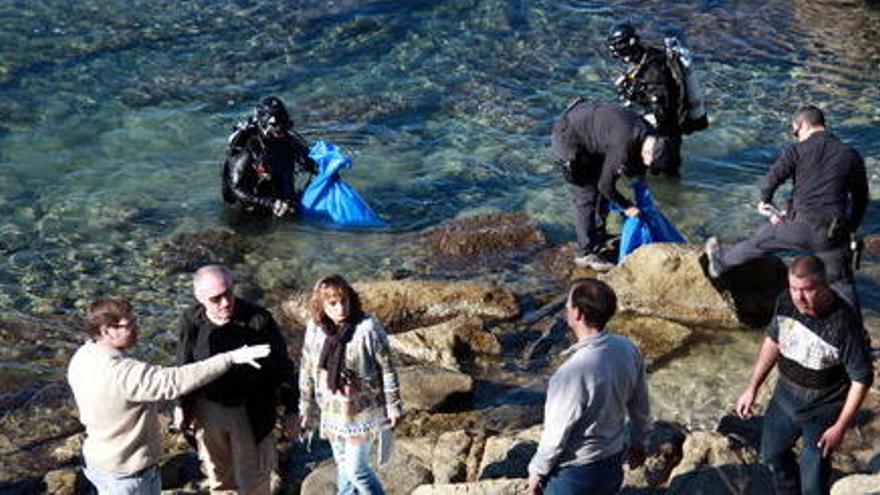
68;297;269;495
527;279;651;495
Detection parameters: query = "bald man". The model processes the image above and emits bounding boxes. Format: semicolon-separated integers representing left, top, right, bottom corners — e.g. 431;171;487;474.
176;265;298;494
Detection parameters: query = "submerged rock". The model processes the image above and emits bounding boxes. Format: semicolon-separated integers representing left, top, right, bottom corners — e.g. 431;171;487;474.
608;313;693;367
422;213;546;257
154;229;251;274
282;279;519;334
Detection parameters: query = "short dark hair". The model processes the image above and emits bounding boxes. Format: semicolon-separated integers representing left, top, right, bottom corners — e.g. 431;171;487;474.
793;105;825;127
569;279;618;329
789;255;827;283
85;297;133;338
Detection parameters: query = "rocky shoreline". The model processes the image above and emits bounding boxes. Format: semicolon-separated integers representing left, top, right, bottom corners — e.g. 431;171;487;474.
2;212;879;494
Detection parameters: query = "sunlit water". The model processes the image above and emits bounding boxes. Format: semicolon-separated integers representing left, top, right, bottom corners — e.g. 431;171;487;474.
1;0;879;440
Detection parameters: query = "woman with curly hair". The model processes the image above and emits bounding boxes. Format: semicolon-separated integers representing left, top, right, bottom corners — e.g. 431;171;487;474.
299;274;403;494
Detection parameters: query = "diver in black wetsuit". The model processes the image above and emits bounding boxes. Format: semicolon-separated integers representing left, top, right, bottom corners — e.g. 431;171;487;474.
607;23;708;177
221;97;317;217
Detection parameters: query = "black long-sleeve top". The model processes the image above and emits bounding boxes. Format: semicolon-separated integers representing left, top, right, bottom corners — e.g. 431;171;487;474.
760;130;869;230
619;46;682;136
551;101;650;209
221;129;316;212
178;298;298;443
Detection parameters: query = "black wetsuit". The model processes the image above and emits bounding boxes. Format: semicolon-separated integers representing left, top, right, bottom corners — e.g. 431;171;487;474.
617;46;684;173
551;100;650;256
221;126;317;214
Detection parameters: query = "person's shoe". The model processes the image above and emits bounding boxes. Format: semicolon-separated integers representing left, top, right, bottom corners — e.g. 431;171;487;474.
704;236;724;279
574;253;615;272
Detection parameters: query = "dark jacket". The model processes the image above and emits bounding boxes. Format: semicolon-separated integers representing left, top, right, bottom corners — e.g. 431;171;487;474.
618;46;682;136
761;130;869;230
221;127;316;212
551;101;650;209
178;298;298;443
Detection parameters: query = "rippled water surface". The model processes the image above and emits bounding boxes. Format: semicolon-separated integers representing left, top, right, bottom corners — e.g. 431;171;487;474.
1;0;879;431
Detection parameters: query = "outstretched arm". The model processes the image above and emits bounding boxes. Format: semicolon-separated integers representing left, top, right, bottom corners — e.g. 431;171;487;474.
736;336;780;419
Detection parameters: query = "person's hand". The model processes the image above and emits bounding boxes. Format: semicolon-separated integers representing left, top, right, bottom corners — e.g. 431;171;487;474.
818;423;846;458
389;413;405;430
272;199;294;217
228;344;270;369
527;474;543;495
628;444;647;469
624;206;641;218
769;214;784;225
735;387;756;419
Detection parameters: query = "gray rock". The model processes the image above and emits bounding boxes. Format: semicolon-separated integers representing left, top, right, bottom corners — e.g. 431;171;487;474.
432;430;472;483
623;421;687;490
668;431;760;481
399;366;474;412
411;478;529;495
389;316;501;370
477;425;542;480
831;472;880;495
667;464;774;495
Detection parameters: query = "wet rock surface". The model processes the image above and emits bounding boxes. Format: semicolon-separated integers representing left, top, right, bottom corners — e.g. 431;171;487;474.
154;229;252;274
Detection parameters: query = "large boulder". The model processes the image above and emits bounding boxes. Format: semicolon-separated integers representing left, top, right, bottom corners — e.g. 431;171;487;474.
667;464;773;495
399;366;475;412
831;473;880;495
608;314;693;367
477;425;542;480
411;479;528;494
389;316;502;370
282;280;519;334
668;430;760;481
421;213;546;257
432;430;472;484
600;243;784;329
623;421;687;490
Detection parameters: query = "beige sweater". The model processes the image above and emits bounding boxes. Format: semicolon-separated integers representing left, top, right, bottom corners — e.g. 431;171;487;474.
67;341;232;475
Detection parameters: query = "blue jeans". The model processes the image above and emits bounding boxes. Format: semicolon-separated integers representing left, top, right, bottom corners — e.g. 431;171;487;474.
330;439;385;495
83;465;160;495
761;399;837;495
543;451;624;495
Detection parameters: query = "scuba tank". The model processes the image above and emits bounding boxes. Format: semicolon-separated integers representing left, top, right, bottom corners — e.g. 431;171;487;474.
664;35;708;134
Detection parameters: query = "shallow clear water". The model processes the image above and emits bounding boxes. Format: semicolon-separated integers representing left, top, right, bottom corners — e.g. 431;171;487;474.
1;0;879;430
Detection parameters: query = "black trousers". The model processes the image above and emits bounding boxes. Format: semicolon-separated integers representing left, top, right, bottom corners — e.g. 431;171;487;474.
719;218;859;313
569;180;608;256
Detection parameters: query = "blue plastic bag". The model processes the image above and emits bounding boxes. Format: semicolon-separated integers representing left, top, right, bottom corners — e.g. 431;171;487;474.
300;141;388;228
616;180;686;263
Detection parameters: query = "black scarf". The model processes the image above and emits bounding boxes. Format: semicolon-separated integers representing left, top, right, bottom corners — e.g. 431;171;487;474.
318;318;356;393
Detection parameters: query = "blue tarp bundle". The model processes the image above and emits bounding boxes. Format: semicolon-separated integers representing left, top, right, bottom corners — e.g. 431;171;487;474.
616;180;686;263
300;141;388;228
